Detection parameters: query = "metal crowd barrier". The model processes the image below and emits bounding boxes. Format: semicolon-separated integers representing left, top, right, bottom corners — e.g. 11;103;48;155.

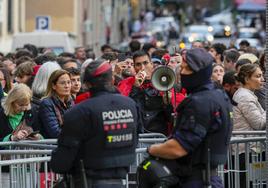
219;136;267;188
0;133;266;188
0;140;58;188
0;151;54;188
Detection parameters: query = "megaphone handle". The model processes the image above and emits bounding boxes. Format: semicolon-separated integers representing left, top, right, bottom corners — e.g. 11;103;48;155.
173;87;177;127
165;91;169;104
173;113;177;127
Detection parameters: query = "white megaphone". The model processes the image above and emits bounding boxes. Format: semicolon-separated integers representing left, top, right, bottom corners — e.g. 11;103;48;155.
151;66;176;91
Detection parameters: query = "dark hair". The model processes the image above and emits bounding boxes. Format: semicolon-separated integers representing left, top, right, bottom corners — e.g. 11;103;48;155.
58;58;78;68
224;49;240;63
133;50;150;62
113;49;122;54
101;52;118;61
15;56;35;66
239;40;250;47
65;67;80;76
236;64;259;85
211;43;227;61
58;52;76;59
222;71;236;85
14;61;35;77
15;50;33;59
212;63;224;70
101;44;112;52
35;54;57;65
86;50;96;60
129;40;141;53
83;59;112;85
235;59;251;71
117;53;127;62
151;48;168;60
245;46;259;58
5;53;15;60
0;68;12;93
142;43;155;53
23;44;38;58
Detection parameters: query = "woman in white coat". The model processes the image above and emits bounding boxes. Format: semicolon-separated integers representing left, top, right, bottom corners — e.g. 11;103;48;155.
232;63;265;188
233;63;265;132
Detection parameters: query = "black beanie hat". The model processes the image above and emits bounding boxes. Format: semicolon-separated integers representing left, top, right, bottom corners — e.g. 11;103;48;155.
186;48;214;72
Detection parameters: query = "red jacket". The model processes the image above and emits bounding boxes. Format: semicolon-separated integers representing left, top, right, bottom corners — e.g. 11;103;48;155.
75;92;91;104
117;76;186;109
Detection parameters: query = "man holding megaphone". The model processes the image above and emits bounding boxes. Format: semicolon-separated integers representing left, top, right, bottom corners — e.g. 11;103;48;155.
118;50;185;135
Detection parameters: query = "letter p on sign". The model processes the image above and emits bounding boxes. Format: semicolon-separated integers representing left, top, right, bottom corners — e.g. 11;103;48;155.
36;16;50;30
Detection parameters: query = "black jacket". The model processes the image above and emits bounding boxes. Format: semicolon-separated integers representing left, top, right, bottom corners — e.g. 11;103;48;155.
0;106;34;142
51;88;142;179
129;81;172;135
171;83;233;176
38;96;73;138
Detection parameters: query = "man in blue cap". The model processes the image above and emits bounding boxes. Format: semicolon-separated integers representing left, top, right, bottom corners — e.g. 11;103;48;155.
139;48;233;187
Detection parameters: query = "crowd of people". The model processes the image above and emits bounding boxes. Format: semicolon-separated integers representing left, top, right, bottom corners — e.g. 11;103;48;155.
0;37;265;187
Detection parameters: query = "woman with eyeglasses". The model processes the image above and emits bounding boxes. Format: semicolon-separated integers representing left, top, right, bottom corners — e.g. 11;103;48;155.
0;83;41;142
38;69;73;138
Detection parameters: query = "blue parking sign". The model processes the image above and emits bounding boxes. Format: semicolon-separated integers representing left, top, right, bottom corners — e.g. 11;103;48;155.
36;16;50;30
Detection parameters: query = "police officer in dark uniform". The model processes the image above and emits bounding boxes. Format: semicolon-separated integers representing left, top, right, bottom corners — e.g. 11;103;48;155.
138;48;233;187
51;59;142;188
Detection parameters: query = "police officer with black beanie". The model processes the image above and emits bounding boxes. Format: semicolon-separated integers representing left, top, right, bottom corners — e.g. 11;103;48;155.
138;48;233;187
51;59;143;188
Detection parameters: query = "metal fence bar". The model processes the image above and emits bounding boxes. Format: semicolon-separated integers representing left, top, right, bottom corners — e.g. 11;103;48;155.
230;137;266;143
0;150;52;155
138;138;166;143
0;157;51;166
138;133;167;138
232;131;266;136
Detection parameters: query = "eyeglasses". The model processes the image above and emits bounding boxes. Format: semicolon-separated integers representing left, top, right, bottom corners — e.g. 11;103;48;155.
135;61;149;67
57;80;71;86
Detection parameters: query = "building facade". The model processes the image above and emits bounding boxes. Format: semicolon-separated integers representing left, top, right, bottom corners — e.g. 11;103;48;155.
0;0;129;54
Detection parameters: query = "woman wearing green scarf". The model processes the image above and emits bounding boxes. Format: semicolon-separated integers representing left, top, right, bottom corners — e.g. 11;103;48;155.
0;83;41;141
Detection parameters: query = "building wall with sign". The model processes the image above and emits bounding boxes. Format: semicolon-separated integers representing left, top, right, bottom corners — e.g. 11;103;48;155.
25;0;75;33
0;0;130;53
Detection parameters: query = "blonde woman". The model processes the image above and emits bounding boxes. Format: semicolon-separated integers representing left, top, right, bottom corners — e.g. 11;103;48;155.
38;69;73;138
0;83;40;141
